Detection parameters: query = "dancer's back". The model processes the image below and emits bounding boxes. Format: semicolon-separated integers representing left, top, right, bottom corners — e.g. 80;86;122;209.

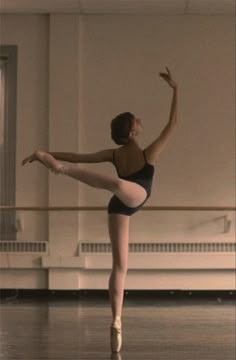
112;143;152;177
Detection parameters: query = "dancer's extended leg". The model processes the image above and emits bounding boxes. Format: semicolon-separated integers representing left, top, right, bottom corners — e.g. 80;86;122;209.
35;151;147;208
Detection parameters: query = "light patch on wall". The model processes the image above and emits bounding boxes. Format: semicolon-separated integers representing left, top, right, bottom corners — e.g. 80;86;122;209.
0;61;6;146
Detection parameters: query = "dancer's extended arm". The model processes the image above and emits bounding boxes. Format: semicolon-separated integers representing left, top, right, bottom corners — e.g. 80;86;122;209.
22;149;114;166
145;67;178;164
48;149;114;163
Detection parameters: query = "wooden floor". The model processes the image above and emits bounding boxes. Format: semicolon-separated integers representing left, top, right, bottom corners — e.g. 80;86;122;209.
0;295;235;360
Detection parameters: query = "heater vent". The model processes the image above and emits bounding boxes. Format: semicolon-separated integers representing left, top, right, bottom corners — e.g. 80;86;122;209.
81;242;236;254
0;241;48;253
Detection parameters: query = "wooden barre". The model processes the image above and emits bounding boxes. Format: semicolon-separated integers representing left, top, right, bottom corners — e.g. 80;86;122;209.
0;206;235;211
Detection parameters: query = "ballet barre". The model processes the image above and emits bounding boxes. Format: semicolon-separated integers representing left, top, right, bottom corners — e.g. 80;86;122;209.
0;206;235;211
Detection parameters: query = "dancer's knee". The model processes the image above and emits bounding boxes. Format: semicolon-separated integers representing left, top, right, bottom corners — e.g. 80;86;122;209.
112;261;128;275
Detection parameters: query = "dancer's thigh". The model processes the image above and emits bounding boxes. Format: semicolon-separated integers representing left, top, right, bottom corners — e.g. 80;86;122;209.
115;180;147;208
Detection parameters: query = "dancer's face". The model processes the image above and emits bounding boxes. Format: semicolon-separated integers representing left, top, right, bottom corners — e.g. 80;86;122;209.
130;116;143;137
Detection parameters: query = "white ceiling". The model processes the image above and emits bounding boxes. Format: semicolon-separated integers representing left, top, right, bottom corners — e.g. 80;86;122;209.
0;0;235;15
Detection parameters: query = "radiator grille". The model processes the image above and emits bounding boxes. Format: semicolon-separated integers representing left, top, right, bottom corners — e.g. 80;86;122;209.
1;241;234;254
0;241;48;253
81;242;236;254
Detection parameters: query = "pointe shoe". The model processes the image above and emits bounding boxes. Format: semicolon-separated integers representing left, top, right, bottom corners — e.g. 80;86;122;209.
110;325;122;353
110;352;122;359
35;150;66;174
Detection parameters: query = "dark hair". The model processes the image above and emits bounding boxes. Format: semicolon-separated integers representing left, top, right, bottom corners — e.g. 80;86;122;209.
111;112;134;145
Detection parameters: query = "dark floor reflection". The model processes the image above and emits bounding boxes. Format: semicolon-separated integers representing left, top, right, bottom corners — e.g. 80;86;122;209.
0;296;235;360
110;353;122;360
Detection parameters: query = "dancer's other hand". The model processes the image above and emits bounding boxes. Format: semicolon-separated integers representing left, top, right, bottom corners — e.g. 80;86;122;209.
22;150;45;166
159;67;177;89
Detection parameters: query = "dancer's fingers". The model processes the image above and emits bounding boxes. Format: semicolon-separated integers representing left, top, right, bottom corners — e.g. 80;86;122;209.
166;66;171;76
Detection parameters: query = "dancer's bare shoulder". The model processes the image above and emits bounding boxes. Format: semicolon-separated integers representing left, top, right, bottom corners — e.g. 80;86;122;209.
143;146;157;165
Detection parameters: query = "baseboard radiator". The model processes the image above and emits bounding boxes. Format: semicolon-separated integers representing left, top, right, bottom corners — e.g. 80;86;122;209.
80;242;236;254
0;241;235;290
0;241;48;253
0;241;235;255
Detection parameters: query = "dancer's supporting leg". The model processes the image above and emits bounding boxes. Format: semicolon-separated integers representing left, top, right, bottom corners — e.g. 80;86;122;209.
35;151;147;208
35;151;131;352
108;213;129;352
109;214;129;320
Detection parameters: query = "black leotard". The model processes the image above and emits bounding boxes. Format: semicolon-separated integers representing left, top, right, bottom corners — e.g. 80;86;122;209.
107;150;154;216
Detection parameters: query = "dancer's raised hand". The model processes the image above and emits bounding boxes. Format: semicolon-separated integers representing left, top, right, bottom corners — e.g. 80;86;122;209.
159;67;177;89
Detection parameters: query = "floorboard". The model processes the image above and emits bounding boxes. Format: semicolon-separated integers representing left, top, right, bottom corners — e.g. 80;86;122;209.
0;296;235;360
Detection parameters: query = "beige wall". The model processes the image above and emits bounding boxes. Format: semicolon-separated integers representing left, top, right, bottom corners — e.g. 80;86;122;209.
0;14;235;289
79;15;235;207
1;14;234;213
78;15;235;242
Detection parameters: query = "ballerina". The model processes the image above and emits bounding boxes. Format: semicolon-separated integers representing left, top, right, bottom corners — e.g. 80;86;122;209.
22;67;178;353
